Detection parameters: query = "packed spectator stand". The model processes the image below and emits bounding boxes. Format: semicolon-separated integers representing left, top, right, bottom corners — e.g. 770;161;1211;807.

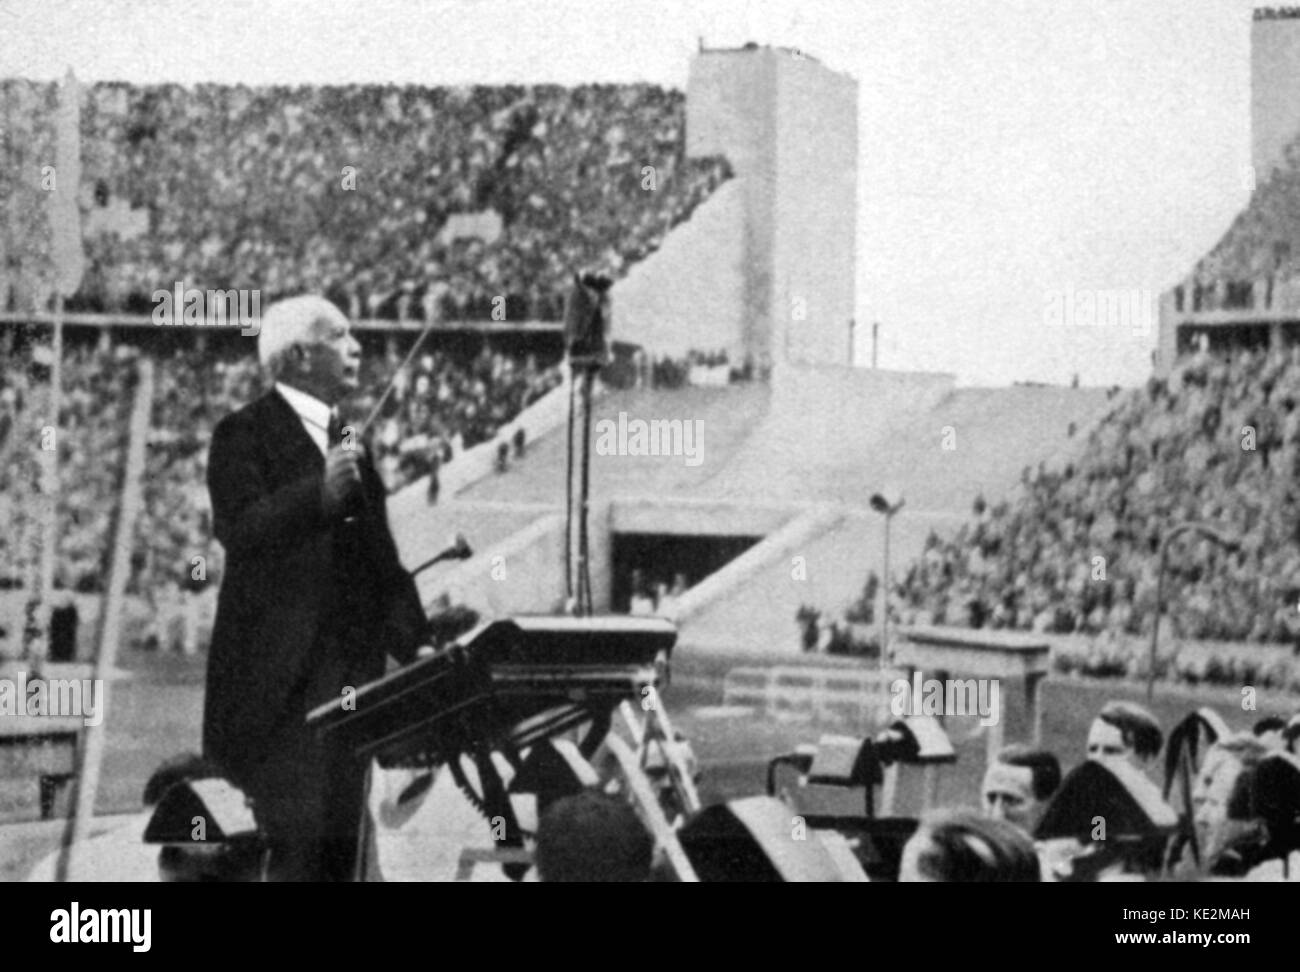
0;333;561;608
877;342;1300;686
0;79;731;320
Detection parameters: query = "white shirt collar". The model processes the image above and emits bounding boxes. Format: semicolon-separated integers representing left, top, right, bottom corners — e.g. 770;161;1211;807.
275;381;333;428
275;382;334;456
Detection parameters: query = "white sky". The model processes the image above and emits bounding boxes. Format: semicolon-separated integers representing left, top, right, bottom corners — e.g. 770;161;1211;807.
0;0;1264;386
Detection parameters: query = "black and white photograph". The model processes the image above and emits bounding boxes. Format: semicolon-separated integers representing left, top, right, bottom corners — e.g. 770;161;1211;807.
0;0;1290;930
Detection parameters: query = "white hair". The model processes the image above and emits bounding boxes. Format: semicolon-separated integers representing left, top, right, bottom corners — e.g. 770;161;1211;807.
257;295;347;377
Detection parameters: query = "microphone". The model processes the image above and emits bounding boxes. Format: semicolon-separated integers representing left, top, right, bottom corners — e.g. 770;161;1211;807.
411;533;473;577
564;272;612;365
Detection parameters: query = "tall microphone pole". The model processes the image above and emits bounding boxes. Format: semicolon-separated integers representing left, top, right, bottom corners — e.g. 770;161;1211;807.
563;274;612;618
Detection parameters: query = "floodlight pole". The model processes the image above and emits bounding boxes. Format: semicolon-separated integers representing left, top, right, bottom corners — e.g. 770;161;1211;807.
871;494;905;672
881;515;891;670
1146;522;1240;702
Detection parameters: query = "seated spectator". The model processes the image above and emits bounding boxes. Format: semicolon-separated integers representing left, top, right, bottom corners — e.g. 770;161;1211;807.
535;790;654;882
1254;715;1289;751
1186;735;1275;877
898;809;1041;882
981;744;1061;835
1087;700;1163;775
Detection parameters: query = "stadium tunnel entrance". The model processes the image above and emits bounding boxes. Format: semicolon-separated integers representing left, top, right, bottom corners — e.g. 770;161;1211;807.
610;531;762;615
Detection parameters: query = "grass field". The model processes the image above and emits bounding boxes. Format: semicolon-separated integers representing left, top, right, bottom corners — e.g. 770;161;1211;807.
2;644;1295;881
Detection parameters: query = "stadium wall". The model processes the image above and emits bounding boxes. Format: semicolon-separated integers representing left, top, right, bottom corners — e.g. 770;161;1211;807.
773;52;858;367
609;179;746;357
688;47;778;370
687;46;857;369
769;361;955;466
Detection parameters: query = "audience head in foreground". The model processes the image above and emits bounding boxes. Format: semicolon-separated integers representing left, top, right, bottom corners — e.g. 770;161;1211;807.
1088;700;1163;774
536;790;655;882
981;744;1061;834
899;809;1041;882
1191;735;1273;877
144;753;265;883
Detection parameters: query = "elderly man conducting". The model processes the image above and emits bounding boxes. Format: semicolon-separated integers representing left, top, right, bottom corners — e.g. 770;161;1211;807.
203;295;428;881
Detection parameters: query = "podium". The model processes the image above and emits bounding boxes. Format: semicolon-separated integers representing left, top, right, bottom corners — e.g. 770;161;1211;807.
893;625;1051;791
307;615;701;881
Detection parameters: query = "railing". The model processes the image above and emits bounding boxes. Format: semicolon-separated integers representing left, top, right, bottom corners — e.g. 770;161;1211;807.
722;665;905;728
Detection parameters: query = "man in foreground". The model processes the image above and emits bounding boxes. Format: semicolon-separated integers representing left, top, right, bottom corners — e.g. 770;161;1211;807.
203;295;428;881
981;744;1061;835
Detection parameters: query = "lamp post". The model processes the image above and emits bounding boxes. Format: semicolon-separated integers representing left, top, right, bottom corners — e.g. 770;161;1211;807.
870;492;905;672
1147;521;1241;702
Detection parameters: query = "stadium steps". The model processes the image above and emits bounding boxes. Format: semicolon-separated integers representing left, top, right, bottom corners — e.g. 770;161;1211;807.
437;375;1108;518
403;375;1111;655
701;380;1111;512
452;383;772;505
694;367;956;504
675;508;967;657
861;385;1115;513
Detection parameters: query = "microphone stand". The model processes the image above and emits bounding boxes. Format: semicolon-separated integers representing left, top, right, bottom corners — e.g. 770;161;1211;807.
563;274;612;618
410;535;474;578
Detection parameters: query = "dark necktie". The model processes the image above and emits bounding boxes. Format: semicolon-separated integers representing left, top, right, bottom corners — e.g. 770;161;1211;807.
328;410;367;523
327;409;344;450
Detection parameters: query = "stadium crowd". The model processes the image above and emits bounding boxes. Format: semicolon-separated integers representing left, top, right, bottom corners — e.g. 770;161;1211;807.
1;79;731;321
883;344;1300;671
0;333;562;652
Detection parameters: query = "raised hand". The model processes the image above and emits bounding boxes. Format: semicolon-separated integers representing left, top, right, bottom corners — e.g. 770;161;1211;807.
321;445;363;519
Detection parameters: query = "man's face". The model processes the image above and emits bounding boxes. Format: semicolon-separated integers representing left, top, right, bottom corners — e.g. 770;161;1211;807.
982;762;1038;832
1192;750;1246;865
1087;718;1135;767
295;311;361;403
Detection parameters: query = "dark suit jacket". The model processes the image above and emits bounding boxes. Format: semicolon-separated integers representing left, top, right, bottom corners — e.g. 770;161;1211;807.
202;388;426;787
